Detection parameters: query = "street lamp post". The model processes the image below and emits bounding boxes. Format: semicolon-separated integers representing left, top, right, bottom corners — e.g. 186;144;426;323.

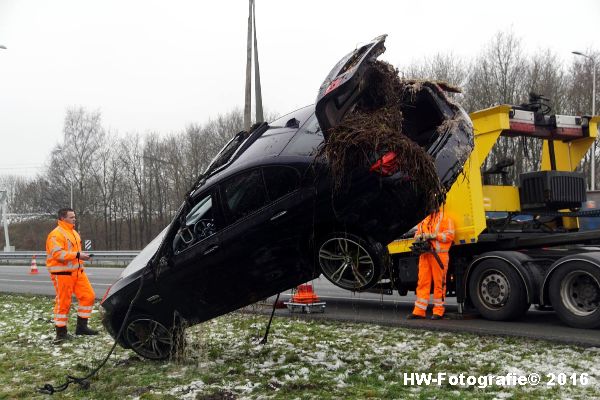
573;51;597;190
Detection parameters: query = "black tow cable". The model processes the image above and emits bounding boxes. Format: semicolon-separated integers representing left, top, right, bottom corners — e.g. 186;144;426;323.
259;293;280;345
38;271;147;395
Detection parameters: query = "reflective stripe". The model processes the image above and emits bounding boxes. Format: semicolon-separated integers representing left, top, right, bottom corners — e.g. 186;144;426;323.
78;306;93;311
58;227;72;251
440;229;454;243
47;265;78;272
50;245;62;256
55;313;68;319
414;302;427;310
58;251;67;262
434;209;443;236
416;297;429;303
78;312;92;318
437;249;449;253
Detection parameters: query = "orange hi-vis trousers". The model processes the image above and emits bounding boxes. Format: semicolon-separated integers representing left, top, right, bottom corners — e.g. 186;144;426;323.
50;269;95;327
412;252;449;317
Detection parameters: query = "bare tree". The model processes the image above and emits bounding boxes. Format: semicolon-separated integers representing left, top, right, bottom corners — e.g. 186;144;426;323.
47;107;105;233
402;53;468;86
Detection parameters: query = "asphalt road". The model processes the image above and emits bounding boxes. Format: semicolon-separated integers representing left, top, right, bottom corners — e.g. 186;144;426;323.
1;265;598;347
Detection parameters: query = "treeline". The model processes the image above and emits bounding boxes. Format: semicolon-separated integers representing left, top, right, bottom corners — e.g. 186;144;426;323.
1;109;249;250
1;31;598;250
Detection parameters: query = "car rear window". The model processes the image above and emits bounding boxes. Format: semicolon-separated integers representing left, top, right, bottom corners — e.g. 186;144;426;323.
282;114;324;156
269;105;315;128
233;128;296;165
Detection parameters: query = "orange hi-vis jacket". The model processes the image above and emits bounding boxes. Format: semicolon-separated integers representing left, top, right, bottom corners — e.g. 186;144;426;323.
415;209;454;253
46;219;84;273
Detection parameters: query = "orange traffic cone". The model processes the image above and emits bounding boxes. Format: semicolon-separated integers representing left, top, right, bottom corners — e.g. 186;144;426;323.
290;284;321;304
284;283;326;313
29;255;39;275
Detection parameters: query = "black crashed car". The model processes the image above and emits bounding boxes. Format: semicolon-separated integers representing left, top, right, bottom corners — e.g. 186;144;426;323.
100;35;474;359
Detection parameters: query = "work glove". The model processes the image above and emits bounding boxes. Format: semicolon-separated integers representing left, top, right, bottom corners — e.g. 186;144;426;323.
414;234;424;242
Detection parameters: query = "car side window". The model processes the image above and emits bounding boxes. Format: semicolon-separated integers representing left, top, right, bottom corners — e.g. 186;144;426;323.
222;169;269;223
263;166;300;201
185;195;213;226
173;192;218;254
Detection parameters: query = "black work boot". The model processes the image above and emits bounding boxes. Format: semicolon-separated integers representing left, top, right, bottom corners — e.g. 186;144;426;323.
75;317;99;336
54;326;74;344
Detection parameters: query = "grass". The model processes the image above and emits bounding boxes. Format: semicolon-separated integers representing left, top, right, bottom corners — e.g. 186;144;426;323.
0;294;598;399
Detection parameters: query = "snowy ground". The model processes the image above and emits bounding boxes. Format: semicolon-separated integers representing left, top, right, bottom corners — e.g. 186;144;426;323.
0;294;598;399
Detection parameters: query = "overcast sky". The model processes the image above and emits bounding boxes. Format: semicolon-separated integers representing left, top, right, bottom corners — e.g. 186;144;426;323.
0;0;598;178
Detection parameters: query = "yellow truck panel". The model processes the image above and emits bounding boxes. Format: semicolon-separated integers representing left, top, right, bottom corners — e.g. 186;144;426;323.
388;107;598;255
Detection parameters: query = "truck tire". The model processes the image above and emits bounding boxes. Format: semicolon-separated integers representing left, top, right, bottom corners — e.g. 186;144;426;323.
469;259;530;321
548;263;600;329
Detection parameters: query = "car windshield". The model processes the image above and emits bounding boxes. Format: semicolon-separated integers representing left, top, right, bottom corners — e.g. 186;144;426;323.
120;225;169;278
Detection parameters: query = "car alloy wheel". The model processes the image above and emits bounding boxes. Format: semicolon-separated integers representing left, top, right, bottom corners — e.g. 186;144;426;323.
318;233;382;291
124;316;174;360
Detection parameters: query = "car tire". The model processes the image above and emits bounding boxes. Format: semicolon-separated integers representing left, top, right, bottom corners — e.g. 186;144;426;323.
122;315;183;360
468;259;530;321
548;263;600;329
317;232;385;291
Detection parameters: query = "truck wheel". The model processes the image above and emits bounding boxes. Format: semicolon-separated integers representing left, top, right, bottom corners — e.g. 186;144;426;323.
469;260;530;321
318;232;384;291
548;263;600;329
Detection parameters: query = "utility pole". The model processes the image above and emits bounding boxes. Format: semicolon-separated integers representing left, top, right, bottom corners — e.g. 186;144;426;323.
0;47;13;251
252;0;263;123
0;190;13;252
244;0;253;131
243;0;264;130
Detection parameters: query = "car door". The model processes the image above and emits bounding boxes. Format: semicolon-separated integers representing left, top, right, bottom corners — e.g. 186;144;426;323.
256;165;315;290
217;166;310;307
215;168;271;308
160;189;225;321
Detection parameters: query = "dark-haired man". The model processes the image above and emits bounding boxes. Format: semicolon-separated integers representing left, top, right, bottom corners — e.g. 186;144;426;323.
46;208;98;343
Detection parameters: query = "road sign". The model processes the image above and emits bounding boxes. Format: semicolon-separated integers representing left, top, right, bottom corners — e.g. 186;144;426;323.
84;240;92;251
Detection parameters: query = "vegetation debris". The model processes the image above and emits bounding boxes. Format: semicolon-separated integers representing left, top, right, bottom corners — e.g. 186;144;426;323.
317;60;459;212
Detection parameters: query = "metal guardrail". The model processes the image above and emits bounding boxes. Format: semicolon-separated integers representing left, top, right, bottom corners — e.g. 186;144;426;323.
0;250;140;264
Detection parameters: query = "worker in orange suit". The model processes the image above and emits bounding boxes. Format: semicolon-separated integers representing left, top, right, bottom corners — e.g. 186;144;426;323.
46;208;98;343
407;207;455;320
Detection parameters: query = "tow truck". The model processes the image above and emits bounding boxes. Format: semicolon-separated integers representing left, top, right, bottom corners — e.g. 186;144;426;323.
387;96;600;329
